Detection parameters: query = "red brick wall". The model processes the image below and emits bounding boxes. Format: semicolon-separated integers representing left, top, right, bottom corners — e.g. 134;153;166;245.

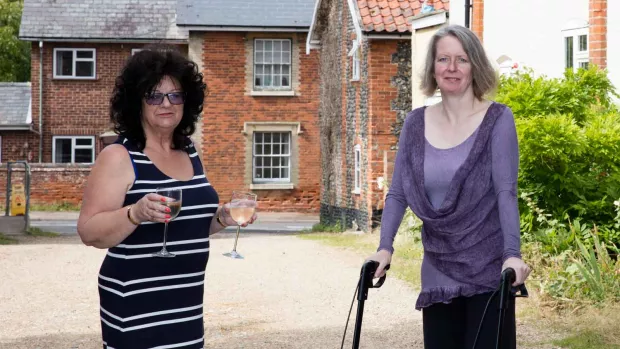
368;40;401;215
472;0;484;41
589;0;607;69
29;42;187;163
0;132;38;162
0;164;90;207
200;32;321;212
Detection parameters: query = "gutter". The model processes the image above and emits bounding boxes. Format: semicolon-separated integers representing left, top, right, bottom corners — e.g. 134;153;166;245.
0;125;33;131
38;41;43;163
366;34;412;39
176;25;309;33
20;37;188;44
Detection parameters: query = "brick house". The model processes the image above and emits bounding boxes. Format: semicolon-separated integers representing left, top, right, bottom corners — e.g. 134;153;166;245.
13;0;322;212
306;0;449;231
176;0;321;211
0;83;34;163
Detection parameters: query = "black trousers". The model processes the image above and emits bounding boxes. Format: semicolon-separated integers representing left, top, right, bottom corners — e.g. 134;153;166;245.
422;292;516;349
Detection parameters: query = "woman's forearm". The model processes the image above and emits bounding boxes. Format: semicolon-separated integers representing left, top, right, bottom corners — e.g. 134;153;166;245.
78;206;138;249
208;208;228;235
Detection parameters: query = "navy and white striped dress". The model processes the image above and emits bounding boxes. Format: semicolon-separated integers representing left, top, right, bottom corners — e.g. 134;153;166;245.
98;136;218;349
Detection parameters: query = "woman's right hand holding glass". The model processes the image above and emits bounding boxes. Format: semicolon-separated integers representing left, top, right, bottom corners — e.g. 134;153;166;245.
130;193;172;224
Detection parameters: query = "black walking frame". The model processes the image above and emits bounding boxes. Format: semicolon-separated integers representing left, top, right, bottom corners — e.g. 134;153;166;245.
342;260;528;349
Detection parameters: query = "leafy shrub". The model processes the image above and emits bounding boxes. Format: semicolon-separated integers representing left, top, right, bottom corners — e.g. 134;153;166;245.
496;66;618;123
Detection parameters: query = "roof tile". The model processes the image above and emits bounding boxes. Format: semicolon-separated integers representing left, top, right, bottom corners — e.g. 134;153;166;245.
20;0;187;40
0;83;31;126
357;0;448;33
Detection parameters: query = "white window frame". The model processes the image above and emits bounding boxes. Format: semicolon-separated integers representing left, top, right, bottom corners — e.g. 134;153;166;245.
131;48;143;55
353;144;361;194
348;40;361;81
562;27;589;71
252;131;292;184
52;136;95;164
253;38;292;91
53;48;96;79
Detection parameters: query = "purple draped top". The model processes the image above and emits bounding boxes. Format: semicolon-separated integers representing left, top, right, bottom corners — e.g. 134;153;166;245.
378;102;521;310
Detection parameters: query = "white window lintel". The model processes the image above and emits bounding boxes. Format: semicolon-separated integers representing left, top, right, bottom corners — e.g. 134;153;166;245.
242;122;302;135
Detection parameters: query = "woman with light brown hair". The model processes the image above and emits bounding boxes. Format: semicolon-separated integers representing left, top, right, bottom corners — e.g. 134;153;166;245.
367;25;531;348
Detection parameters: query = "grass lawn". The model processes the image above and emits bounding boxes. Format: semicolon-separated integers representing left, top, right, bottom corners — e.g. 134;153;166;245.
0;227;60;245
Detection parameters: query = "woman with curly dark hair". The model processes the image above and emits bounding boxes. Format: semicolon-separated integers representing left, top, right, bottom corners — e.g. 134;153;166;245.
77;45;257;348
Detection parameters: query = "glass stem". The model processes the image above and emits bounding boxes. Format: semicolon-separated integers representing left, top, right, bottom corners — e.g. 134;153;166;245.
232;225;241;252
162;222;169;252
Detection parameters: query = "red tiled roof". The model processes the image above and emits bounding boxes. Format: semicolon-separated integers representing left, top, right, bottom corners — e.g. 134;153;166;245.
358;0;449;33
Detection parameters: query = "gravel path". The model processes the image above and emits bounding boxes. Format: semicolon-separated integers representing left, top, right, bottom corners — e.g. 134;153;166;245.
0;234;423;349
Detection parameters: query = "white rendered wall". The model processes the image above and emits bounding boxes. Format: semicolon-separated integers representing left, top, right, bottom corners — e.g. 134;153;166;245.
483;0;589;78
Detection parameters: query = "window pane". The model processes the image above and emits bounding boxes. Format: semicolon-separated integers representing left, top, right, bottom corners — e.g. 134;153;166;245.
76;138;93;146
283;143;289;154
75;148;93;163
282;74;289;87
264;168;272;179
256;40;263;51
264;157;271;167
265;144;271;154
255;168;262;179
579;61;589;69
282;51;291;64
273;133;280;143
274;75;281;87
76;61;94;77
264;51;273;64
256;51;263;64
282;40;291;52
56;51;73;76
264;133;271;143
255;76;262;87
282;168;289;179
565;36;573;69
272;168;280;179
265;41;272;51
256;66;264;75
76;50;93;59
255;144;262;155
274;65;281;74
273;157;280;166
256;157;263;166
255;133;263;143
55;139;72;163
282;157;289;167
579;35;588;51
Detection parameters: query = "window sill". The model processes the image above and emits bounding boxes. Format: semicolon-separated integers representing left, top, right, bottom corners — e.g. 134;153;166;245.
251;90;296;97
52;76;97;80
250;183;295;190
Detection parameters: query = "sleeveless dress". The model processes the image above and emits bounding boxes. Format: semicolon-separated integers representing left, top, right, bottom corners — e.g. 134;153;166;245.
98;136;218;349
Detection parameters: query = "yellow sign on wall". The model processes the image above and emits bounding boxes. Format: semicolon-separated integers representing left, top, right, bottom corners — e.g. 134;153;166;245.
10;184;26;216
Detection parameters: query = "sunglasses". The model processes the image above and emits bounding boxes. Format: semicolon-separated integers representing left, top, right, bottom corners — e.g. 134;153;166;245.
145;92;186;105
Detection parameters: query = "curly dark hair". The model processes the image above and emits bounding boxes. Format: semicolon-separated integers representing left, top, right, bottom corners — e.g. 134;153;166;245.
110;45;207;150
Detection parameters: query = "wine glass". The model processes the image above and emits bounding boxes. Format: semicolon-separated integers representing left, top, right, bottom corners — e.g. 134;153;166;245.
152;187;182;258
223;191;257;259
